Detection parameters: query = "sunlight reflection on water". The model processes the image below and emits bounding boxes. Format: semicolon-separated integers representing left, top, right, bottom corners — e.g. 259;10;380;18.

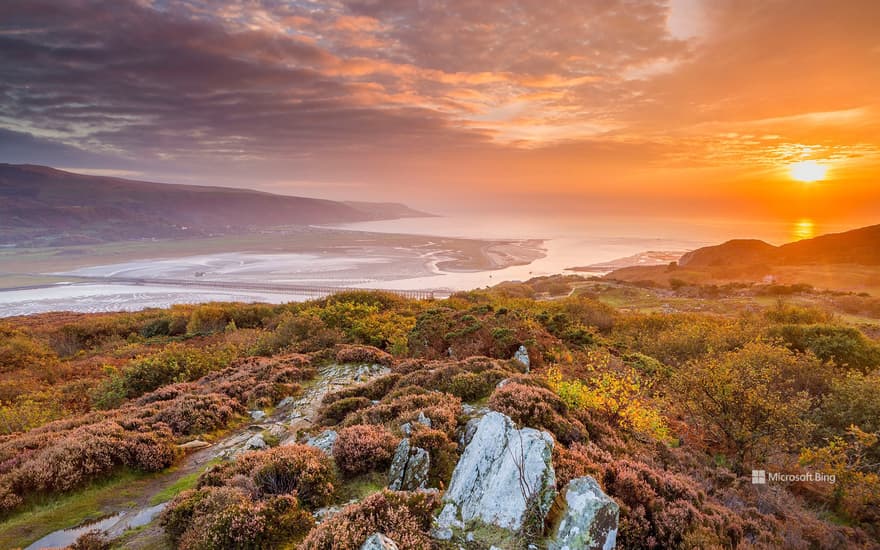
792;219;815;241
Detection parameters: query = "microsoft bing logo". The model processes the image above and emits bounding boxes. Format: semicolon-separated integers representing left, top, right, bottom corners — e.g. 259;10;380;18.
751;470;766;484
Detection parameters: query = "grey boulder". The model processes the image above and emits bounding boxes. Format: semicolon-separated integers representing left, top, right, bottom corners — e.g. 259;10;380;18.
549;476;619;550
434;411;555;536
303;429;338;455
388;438;430;491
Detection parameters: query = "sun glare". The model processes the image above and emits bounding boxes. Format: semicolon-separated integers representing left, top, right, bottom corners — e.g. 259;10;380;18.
789;160;829;182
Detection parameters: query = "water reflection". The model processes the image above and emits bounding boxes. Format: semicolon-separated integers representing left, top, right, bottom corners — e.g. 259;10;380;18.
792;219;815;241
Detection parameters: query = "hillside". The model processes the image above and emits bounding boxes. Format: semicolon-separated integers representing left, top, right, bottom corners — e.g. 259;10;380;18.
679;224;880;267
0;164;429;245
608;224;880;292
0;290;877;548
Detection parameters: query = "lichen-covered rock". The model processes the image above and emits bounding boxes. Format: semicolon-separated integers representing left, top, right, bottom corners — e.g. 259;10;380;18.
250;409;267;421
416;411;432;427
549;476;619;550
435;411;555;535
360;532;399;550
388;438;429;491
303;429;338;455
245;433;267;450
513;345;530;371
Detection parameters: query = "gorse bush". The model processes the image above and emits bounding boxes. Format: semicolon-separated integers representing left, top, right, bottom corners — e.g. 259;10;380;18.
769;323;880;372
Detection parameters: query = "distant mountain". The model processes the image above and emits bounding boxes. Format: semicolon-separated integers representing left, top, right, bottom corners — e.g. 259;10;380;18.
0;164;430;245
679;224;880;267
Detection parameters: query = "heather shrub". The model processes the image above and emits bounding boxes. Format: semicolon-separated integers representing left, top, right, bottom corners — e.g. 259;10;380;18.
321;373;401;404
0;420;177;511
318;396;372;426
395;358;514;401
602;458;743;549
197;353;314;408
68;529;111;550
489;381;586;444
335;344;393;365
150;392;243;435
198;445;336;507
254;311;343;355
410;426;459;487
347;390;461;437
299;490;440;550
163;486;314;549
333;424;399;476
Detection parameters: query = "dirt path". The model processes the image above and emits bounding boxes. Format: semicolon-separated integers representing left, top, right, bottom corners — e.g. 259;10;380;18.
25;362;388;550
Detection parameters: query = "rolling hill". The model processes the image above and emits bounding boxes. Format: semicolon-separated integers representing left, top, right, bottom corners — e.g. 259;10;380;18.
0;164;429;245
606;223;880;293
679;224;880;267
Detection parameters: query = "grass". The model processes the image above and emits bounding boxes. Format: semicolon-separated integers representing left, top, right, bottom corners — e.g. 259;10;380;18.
0;470;150;549
149;471;201;506
335;471;388;503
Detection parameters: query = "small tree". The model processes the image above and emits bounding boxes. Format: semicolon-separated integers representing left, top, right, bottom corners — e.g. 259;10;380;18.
673;341;815;469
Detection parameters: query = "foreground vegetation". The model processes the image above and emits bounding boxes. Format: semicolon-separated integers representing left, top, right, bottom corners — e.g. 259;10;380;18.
1;277;879;548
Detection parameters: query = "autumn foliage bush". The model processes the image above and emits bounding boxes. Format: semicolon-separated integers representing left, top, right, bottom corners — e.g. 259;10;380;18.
333;424;399;476
299;490;441;550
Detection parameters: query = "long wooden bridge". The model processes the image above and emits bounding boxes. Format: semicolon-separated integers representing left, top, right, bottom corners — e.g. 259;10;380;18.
47;274;450;301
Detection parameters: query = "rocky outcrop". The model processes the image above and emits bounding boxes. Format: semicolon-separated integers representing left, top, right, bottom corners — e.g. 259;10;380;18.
388;438;430;491
360;532;399;550
303;429;338;455
513;345;530;371
245;433;267;450
434;412;555;538
549;477;619;550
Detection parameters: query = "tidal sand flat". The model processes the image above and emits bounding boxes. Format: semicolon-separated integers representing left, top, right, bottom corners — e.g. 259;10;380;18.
0;226;546;316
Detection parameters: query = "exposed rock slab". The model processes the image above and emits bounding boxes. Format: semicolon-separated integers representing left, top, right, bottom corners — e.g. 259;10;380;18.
549;476;619;550
388;438;430;491
435;411;556;536
302;429;338;455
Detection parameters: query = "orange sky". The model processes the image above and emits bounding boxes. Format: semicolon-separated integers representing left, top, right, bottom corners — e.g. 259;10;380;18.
1;0;878;227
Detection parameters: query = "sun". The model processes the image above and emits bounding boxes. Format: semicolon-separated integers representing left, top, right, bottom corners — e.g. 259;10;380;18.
789;160;829;182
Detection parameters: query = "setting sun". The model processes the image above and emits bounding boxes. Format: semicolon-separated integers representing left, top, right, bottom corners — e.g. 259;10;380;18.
790;160;829;182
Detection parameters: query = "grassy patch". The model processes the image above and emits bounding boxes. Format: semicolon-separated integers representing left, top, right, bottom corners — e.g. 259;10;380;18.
335;471;388;503
0;470;149;549
149;472;200;506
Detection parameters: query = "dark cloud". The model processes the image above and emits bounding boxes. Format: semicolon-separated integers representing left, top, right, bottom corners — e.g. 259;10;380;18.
0;0;878;216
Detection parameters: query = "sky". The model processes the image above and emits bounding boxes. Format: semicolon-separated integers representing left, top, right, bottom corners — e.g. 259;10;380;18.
1;0;879;229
